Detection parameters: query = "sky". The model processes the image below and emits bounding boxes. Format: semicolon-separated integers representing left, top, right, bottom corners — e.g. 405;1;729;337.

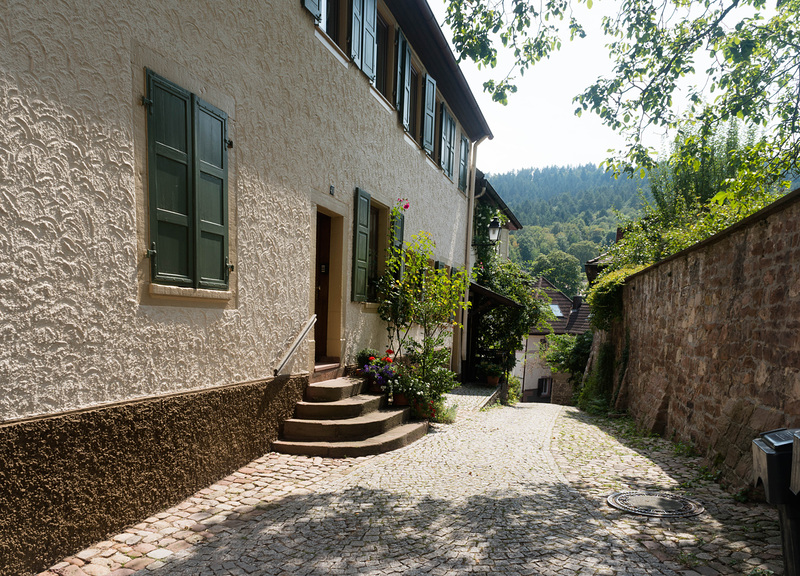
428;1;634;175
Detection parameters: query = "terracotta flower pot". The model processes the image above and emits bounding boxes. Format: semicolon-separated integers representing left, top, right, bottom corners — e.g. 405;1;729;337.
393;393;410;406
487;375;500;387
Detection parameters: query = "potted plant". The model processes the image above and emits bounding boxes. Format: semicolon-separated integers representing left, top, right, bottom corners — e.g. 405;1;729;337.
355;347;380;376
477;362;503;387
389;370;426;406
362;350;398;393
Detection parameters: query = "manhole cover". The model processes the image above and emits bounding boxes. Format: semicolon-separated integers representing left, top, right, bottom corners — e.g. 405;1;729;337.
607;491;704;518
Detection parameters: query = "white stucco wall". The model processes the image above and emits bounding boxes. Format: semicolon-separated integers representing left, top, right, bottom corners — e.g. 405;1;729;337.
1;0;472;420
521;335;552;397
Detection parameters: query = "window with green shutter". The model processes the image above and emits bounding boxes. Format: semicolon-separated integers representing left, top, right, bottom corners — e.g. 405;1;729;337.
146;69;231;290
352;188;371;302
348;0;378;81
361;0;378;82
395;28;412;130
352;189;400;302
458;135;470;192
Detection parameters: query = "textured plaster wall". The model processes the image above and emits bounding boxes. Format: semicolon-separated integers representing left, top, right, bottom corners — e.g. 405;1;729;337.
616;190;800;488
1;0;471;421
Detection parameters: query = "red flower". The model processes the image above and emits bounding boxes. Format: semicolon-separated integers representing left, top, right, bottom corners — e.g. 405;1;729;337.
386;349;394;355
386;358;393;363
369;356;375;361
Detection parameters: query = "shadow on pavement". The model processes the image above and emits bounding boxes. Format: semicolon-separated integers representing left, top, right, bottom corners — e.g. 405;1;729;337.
554;408;783;575
141;480;672;575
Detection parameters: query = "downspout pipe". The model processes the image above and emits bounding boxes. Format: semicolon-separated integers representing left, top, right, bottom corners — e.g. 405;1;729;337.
459;135;490;368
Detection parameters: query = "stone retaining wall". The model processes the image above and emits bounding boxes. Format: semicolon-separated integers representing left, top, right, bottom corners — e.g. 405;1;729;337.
550;373;573;406
614;189;800;488
0;375;306;576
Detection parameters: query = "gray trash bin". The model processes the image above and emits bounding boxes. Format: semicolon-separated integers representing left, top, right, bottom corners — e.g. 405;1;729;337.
752;428;800;576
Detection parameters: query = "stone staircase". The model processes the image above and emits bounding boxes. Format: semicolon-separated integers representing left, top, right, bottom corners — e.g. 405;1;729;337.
272;377;428;457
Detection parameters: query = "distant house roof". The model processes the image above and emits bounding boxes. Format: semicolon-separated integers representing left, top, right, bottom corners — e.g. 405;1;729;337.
475;169;522;230
387;0;493;143
531;277;591;335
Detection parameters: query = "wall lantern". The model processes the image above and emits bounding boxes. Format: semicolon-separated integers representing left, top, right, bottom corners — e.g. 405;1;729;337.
474;216;502;247
488;216;501;243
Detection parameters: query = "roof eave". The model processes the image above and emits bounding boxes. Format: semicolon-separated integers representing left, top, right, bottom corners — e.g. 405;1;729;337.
384;0;493;142
475;169;523;230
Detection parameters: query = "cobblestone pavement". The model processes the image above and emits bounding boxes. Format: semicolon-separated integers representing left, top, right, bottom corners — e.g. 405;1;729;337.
44;402;782;576
552;409;782;576
443;383;500;412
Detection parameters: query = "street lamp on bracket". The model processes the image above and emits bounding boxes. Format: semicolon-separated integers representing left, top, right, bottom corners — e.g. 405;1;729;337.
472;216;502;247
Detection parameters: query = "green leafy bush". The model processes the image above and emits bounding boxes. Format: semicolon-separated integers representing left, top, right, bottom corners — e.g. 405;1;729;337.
576;341;615;414
507;375;521;404
356;348;380;369
586;267;644;330
374;202;468;413
412;397;458;423
476;362;503;377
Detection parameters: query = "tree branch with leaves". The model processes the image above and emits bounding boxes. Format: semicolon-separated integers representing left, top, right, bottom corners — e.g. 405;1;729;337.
445;0;800;179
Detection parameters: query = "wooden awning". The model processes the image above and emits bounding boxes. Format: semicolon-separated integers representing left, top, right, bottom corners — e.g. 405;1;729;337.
469;282;522;309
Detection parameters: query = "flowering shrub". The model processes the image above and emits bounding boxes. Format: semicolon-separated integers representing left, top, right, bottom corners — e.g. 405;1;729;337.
363;350;397;390
412;398;438;420
391;371;426;399
389;363;457;402
356;347;380;369
411;397;457;424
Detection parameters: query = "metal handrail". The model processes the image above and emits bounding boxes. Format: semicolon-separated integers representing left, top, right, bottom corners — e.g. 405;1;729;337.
274;314;317;377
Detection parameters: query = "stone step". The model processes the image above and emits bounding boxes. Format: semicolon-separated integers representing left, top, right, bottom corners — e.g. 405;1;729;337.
272;421;429;458
295;394;384;420
310;361;343;383
282;408;409;442
305;377;364;402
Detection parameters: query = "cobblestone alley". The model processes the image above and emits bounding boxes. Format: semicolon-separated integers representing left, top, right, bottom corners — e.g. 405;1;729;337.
44;392;783;576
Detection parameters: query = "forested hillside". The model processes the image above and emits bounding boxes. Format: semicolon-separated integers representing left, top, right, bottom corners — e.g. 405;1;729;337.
488;164;648;295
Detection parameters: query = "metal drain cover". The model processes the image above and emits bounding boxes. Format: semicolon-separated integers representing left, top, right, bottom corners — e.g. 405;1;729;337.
607;491;704;518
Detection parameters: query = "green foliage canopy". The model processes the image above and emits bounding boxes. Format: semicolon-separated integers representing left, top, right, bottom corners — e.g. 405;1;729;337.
445;0;800;178
603;120;788;272
528;250;583;296
473;254;550;374
540;331;594;382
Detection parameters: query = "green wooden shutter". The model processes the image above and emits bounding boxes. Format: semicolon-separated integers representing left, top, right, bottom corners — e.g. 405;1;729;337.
392;211;404;279
361;0;377;81
422;74;437;155
302;0;322;21
147;69;193;287
352;188;371;302
394;29;406;110
458;135;469;191
392;211;404;251
440;104;449;174
440;105;455;177
350;0;363;68
194;97;229;289
395;29;412;130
